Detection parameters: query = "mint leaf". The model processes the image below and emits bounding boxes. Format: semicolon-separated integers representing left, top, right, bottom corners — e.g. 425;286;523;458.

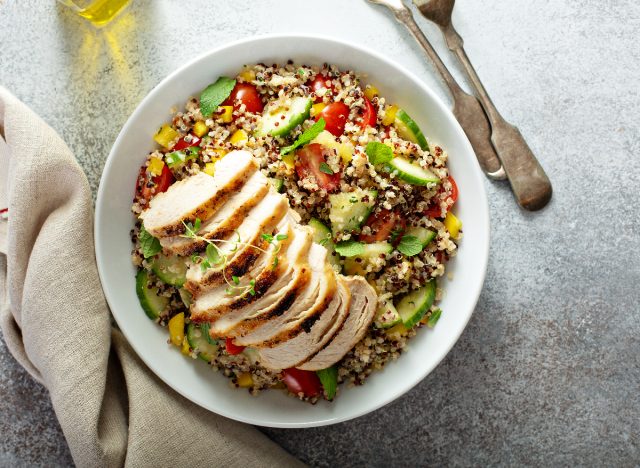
139;224;161;258
316;366;338;400
280;118;326;156
200;77;236;117
397;235;423;257
319;162;334;175
335;240;365;257
427;308;442;328
365;141;393;165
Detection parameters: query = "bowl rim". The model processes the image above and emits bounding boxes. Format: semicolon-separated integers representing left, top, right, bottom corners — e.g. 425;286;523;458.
95;32;490;428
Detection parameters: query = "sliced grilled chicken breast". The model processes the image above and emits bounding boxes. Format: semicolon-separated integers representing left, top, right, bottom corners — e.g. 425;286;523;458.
204;227;314;335
191;224;310;325
234;243;338;347
140;150;257;237
297;276;377;371
159;170;270;256
257;276;351;370
183;192;288;296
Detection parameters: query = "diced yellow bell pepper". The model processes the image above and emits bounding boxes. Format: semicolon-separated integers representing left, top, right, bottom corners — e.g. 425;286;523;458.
386;322;408;338
281;152;295;169
193;121;208;138
168;312;185;347
213;148;228;159
181;336;191;355
203;162;216;176
444;211;462;239
311;130;354;165
239;68;256;82
364;84;379;100
147;157;165;176
219;106;234;123
154;124;179;149
230;129;248;146
382;105;399;126
310;103;327;118
237;372;254;388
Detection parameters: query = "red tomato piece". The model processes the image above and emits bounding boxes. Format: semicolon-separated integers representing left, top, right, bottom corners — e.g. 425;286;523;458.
423;205;443;218
222;83;264;114
135;164;175;204
359;209;406;243
225;338;245;355
316;102;350;136
282;368;322;397
172;135;201;151
310;74;335;103
448;176;459;205
359;97;377;128
295;143;341;192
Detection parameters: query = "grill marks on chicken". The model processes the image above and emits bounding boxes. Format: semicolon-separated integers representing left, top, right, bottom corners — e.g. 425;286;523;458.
138;152;377;370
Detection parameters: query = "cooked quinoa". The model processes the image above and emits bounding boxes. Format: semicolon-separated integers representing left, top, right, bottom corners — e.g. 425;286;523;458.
131;62;461;402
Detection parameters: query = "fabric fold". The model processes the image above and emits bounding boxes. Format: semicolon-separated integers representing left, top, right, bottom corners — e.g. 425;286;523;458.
0;86;303;468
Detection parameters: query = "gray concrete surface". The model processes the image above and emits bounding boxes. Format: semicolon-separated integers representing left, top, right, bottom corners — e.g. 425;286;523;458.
1;0;639;466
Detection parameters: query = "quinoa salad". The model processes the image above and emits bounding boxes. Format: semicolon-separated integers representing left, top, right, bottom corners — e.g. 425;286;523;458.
131;62;462;403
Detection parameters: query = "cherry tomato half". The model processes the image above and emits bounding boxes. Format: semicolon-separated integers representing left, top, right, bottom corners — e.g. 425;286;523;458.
135;164;175;204
310;74;335;103
225;338;245;355
222;83;264;114
423;176;459;218
359;209;406;244
449;176;459;205
282;368;322;397
172;134;201;151
295;143;341;192
316;102;350;137
359;97;377;128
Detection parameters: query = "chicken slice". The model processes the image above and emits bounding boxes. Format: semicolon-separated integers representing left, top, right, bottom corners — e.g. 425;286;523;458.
140;150;256;237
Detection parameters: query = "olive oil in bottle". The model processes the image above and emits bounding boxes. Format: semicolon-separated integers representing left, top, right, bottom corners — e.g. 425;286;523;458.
60;0;131;26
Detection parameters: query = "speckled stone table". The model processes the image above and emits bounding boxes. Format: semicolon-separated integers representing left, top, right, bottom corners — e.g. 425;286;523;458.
1;0;638;466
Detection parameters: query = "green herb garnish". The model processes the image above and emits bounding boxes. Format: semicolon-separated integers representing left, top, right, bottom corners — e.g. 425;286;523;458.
319;162;334;175
316;366;338;400
335;240;365;257
397;235;423;257
139;224;161;259
365;141;394;165
200;77;236;117
280;118;326;156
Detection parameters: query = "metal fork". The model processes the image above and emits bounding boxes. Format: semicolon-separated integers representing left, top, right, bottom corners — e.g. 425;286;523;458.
405;0;552;210
367;0;506;181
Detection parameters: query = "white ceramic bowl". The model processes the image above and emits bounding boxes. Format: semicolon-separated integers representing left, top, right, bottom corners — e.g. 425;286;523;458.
95;34;489;428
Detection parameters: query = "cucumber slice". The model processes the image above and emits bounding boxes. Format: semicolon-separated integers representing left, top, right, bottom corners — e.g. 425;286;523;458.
395;109;429;151
135;269;169;320
186;323;219;363
199;323;218;346
269;177;285;193
342;242;392;276
359;242;393;258
257;97;312;137
178;288;192;308
404;226;437;248
328;189;377;235
374;300;401;329
151;253;188;287
396;280;437;328
384;157;440;186
308;218;341;269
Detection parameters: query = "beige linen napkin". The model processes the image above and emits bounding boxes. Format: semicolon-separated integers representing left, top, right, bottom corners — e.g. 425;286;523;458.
0;86;304;468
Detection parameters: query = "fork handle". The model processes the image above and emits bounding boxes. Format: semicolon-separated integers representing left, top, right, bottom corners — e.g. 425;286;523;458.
442;25;553;210
393;9;505;178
